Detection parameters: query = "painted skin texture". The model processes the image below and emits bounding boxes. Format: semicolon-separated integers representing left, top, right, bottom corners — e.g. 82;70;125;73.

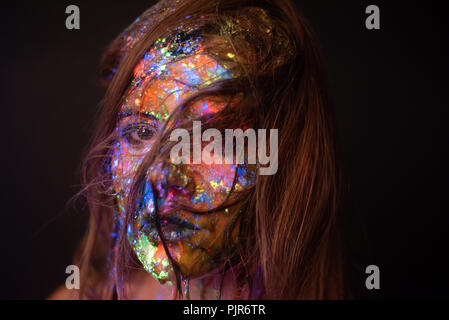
110;33;256;287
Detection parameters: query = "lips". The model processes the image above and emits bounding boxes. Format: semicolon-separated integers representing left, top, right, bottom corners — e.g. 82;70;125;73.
139;215;199;242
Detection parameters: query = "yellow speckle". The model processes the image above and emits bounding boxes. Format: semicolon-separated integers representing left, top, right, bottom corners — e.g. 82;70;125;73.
227;52;235;58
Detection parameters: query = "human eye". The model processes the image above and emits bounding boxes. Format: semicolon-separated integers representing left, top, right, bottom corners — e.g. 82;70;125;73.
121;122;157;150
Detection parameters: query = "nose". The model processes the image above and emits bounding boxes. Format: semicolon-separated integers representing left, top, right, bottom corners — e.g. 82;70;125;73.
131;162;196;239
146;162;195;201
167;163;192;192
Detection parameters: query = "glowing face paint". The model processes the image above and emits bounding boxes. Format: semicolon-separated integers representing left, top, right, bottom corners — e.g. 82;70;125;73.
110;31;256;282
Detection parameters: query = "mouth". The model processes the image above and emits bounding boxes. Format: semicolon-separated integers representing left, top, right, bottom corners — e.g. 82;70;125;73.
139;215;199;242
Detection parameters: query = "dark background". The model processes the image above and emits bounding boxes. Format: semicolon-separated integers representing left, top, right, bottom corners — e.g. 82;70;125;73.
0;0;447;299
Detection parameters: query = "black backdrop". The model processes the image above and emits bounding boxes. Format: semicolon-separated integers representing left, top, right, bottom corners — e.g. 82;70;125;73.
0;0;447;299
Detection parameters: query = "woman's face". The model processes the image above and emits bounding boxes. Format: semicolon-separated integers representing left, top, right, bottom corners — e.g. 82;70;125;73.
110;34;255;282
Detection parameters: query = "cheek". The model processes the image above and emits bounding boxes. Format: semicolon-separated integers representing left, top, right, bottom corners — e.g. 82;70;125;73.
110;144;148;212
111;135;154;181
189;164;236;210
188;163;256;211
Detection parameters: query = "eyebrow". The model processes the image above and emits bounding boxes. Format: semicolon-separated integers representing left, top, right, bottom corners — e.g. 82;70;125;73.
118;110;162;122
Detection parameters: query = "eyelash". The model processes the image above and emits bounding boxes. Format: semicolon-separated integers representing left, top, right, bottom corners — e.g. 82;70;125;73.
122;122;157;149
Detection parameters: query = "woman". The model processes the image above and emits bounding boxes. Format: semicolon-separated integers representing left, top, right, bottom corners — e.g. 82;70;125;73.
52;0;345;299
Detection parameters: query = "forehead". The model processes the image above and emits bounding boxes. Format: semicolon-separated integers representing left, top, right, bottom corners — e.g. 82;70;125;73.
119;33;234;119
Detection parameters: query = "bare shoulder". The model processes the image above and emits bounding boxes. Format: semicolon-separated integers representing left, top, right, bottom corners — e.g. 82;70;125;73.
47;271;162;300
48;285;80;300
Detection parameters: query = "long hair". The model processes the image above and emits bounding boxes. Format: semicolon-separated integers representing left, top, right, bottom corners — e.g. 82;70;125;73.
76;0;345;299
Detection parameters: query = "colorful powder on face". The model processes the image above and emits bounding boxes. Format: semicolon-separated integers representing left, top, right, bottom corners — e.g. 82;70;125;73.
110;28;256;282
